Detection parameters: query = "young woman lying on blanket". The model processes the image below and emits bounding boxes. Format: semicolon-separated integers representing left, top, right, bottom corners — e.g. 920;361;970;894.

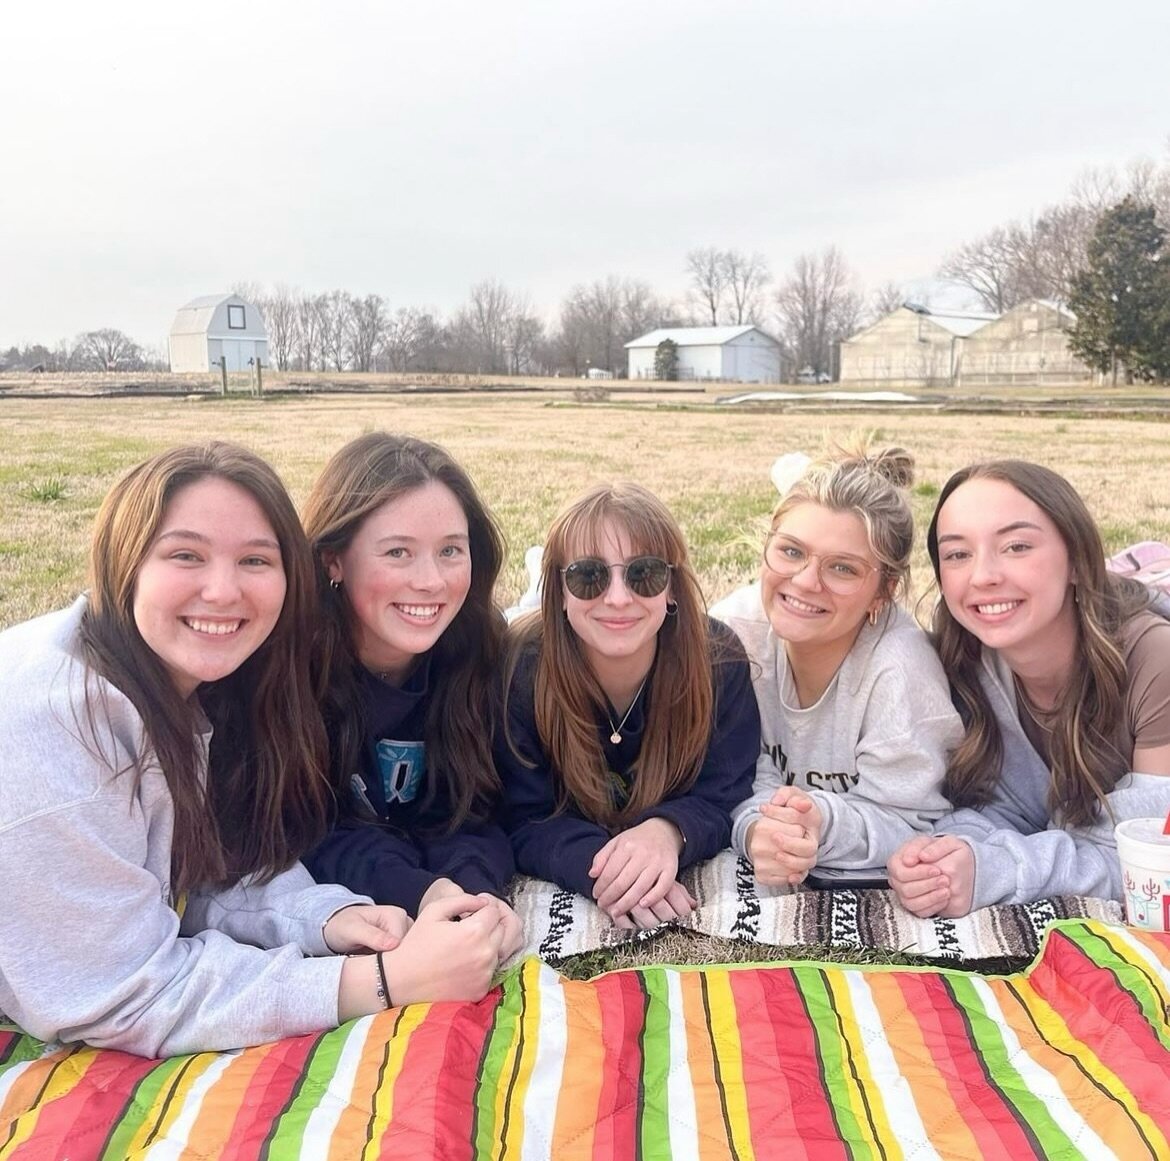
888;460;1170;918
499;483;759;929
0;444;506;1059
711;440;962;889
301;434;521;955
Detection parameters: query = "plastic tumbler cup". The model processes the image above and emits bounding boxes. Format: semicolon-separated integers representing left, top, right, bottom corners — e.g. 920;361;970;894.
1114;818;1170;932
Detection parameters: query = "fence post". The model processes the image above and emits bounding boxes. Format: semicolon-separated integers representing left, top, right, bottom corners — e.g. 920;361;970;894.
254;359;263;397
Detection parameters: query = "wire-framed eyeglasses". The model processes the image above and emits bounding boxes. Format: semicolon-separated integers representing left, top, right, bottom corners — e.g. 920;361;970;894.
763;534;879;595
561;555;674;600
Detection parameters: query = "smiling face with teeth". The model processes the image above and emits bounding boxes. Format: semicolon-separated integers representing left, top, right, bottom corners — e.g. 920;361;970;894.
325;481;472;685
132;477;287;699
934;476;1078;668
760;501;887;668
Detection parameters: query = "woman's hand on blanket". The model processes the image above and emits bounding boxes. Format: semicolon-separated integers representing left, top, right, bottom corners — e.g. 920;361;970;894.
616;880;697;930
382;894;507;1004
323;903;413;954
749;787;821;886
589;817;684;920
887;835;975;918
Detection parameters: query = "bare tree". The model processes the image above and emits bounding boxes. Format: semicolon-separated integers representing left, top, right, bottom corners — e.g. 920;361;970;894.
685;246;727;324
348;293;388;372
74;328;142;371
319;290;353;370
258;285;298;370
383;306;430;372
774;247;863;378
450;280;516;373
722;250;771;324
295;292;327;371
505;300;545;374
868;280;905;320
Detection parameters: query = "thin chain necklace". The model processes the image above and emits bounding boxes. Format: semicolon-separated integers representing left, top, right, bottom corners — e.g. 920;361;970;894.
1016;681;1060;729
606;676;648;745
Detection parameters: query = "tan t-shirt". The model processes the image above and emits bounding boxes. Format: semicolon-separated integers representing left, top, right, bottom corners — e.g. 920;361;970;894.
1017;609;1170;766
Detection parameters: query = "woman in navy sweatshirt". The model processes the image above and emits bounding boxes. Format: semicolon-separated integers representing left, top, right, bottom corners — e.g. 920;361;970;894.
499;483;760;930
302;433;521;955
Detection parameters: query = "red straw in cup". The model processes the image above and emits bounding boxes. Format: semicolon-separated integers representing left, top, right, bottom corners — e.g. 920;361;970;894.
1163;809;1170;836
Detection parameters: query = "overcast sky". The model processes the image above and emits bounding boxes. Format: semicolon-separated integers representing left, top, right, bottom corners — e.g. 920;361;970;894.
2;0;1167;349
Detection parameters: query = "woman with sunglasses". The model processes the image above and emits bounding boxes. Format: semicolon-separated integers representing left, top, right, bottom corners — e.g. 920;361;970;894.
499;483;759;929
887;461;1170;918
711;441;962;889
301;433;522;957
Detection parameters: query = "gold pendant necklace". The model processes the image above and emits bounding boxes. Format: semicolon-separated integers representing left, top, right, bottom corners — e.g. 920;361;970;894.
607;676;648;745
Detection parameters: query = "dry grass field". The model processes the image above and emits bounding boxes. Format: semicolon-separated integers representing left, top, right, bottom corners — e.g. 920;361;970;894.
2;393;1169;631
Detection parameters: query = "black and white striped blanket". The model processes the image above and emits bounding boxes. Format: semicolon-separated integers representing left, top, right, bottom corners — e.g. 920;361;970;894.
507;850;1122;963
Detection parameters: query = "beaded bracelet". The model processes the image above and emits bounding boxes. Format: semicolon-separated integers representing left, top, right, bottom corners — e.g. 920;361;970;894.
375;952;392;1010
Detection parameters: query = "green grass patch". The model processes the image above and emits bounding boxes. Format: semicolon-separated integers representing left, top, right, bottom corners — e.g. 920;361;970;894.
22;477;68;502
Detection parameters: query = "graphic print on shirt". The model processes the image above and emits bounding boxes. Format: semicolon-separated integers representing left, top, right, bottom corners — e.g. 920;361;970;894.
376;739;426;805
764;739;858;793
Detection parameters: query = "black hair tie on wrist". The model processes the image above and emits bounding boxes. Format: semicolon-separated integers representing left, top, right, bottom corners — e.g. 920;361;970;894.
375;952;392;1010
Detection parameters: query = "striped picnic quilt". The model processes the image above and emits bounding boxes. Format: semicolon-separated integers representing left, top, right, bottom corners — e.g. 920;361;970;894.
1;919;1167;1160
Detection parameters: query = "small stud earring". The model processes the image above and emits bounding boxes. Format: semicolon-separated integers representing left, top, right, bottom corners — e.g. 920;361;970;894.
329;577;342;591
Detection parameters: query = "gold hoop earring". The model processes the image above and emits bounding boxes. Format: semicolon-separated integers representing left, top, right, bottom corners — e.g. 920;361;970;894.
867;605;880;627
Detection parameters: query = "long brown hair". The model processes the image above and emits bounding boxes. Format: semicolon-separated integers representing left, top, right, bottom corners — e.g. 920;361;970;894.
303;433;505;829
80;442;330;894
508;482;716;828
927;460;1152;826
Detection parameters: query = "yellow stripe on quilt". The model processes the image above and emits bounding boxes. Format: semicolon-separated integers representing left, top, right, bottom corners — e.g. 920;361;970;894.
120;1052;222;1157
704;970;755;1161
822;971;888;1159
842;971;935;1160
140;1051;237;1161
365;1003;430;1160
0;1048;100;1159
971;978;1111;1153
1008;977;1169;1154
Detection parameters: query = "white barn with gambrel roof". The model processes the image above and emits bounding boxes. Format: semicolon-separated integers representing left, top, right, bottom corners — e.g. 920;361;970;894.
168;294;268;373
625;325;786;383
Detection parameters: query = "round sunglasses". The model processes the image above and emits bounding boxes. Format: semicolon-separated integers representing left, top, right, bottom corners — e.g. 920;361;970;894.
561;555;674;601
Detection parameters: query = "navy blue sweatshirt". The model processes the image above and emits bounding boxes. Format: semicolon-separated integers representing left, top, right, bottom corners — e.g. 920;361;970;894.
304;658;514;914
498;618;760;899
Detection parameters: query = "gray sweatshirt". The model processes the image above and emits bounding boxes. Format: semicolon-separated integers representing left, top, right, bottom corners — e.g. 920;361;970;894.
937;645;1170;909
0;599;370;1057
711;583;962;868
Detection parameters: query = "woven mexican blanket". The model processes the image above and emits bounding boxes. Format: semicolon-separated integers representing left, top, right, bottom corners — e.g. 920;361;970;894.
1;919;1166;1160
509;851;1123;963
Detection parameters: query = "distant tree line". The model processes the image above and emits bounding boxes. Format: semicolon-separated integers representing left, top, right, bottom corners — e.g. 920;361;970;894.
4;150;1167;382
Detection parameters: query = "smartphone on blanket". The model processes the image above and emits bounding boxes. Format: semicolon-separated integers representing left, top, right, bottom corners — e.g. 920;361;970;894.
804;866;889;891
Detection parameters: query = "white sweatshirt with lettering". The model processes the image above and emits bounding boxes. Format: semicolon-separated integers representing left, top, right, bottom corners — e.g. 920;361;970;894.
711;583;962;868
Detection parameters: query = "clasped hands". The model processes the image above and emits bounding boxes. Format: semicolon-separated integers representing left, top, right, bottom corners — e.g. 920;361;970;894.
886;835;975;918
589;817;696;930
325;879;524;1008
746;785;822;887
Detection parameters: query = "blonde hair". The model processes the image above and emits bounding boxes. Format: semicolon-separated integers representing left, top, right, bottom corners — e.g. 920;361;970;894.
770;436;916;602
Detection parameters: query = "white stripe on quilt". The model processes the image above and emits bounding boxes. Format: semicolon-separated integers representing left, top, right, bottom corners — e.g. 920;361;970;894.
140;1050;237;1161
520;962;566;1161
843;972;941;1159
1109;925;1170;992
299;1016;376;1156
968;977;1110;1156
665;970;701;1161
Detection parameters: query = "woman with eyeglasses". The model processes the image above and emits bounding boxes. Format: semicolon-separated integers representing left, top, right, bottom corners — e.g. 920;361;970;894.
301;433;522;965
498;483;759;929
711;441;962;890
887;461;1170;918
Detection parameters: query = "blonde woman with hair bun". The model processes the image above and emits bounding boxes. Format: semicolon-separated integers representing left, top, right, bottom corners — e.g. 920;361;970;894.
712;438;962;890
